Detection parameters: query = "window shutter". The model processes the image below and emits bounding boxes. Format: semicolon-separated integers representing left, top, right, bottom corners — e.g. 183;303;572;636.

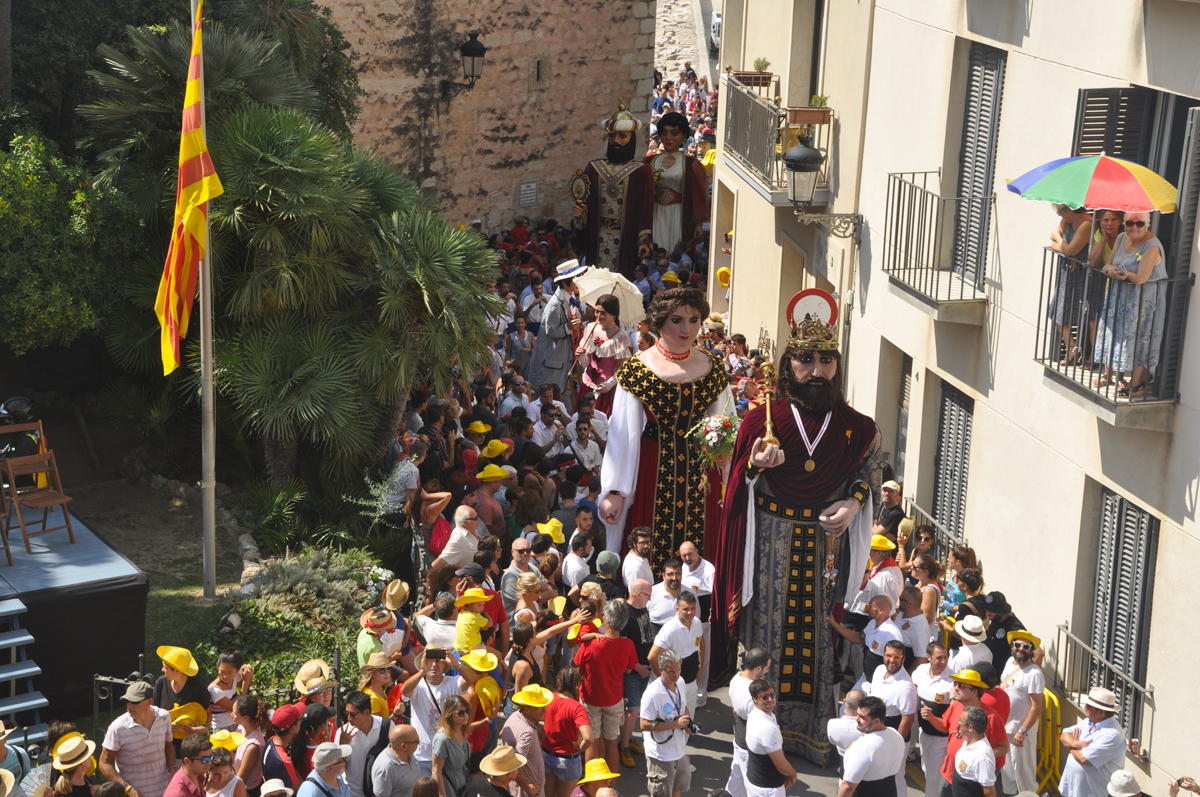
932;381;974;541
894;355;912;482
1091;488;1158;734
952;43;1005;287
1071;87;1154;164
1159;107;1200;399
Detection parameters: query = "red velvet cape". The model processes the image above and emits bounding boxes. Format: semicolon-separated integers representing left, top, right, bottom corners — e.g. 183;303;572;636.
708;399;877;677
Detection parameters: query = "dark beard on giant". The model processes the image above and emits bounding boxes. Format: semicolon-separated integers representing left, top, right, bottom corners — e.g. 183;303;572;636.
777;351;843;414
606;136;638;164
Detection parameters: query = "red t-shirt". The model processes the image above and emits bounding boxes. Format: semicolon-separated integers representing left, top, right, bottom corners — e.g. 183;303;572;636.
981;688;1010;726
542;694;590;755
573;635;638;707
940;701;1008;782
481;588;508;628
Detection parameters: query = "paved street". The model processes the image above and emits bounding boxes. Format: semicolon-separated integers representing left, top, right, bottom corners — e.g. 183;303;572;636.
621;684;925;797
654;0;718;84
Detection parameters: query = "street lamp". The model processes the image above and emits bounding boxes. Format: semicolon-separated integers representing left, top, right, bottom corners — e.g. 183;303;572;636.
442;33;487;100
783;133;863;243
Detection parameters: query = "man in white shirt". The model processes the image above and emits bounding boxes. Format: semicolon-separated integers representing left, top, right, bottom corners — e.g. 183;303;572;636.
895;586;931;669
413;594;458;652
726;648;772;797
1000;631;1045;795
647;559;684;629
521;280;550;333
837;696;906;797
954;707;998;797
913;642;955;797
827;691;867;766
428;506;483;572
829;596;903;684
848;535;905;617
531;402;567;457
568;420;603;475
335;692;384;797
1058;688;1126;797
679;541;714;706
640;650;692;797
648;590;704;717
623;529;654;591
947;616;993;675
499;373;534;419
869;641;917;795
745;680;797;797
563;533;594;597
530;383;569;419
399;646;467;778
569;394;609;442
500;538;549;617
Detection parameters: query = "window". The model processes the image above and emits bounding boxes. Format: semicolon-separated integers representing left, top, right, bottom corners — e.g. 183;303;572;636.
932;381;973;541
894;354;912;482
1091;488;1157;730
951;42;1006;288
1071;87;1153;163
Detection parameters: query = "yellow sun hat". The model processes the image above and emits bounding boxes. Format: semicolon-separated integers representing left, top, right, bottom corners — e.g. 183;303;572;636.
481;439;512;459
454;587;489;607
511;684;554;708
717;267;731;288
467;420;492;434
167;702;209;739
661;271;682;285
459;649;499;673
209;730;247;750
870;534;897;551
1007;629;1042;649
157;646;199;677
578;758;621;784
477;464;508;482
537;517;565;544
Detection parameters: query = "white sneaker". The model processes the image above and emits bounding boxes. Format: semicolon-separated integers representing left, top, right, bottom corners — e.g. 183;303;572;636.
689;764;697;773
697;694;707;707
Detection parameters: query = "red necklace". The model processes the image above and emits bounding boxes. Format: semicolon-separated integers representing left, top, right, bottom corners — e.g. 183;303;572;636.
655;339;692;362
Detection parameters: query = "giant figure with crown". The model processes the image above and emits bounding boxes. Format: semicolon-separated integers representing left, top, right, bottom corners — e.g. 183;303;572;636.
708;311;885;766
572;101;656;279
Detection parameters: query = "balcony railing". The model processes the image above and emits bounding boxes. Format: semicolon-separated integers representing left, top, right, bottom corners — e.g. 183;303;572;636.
1034;247;1192;428
883;172;994;322
1050;624;1153;757
722;74;830;195
900;497;962;579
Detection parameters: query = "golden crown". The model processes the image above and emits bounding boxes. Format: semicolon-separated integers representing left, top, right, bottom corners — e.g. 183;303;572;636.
788;316;839;351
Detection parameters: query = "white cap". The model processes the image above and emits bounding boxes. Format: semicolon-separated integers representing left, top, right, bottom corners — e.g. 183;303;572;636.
1107;771;1141;797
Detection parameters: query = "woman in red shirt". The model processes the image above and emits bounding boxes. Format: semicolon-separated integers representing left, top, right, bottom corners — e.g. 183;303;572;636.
541;667;594;797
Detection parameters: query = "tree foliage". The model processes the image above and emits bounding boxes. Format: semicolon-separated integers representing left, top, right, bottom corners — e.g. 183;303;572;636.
0;127;143;354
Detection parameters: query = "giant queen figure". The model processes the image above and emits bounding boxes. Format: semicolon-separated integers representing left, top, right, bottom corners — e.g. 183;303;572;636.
646;112;710;252
572;102;656;279
598;287;733;569
709;315;884;765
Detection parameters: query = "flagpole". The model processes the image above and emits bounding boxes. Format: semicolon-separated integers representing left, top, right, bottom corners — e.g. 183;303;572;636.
192;0;217;599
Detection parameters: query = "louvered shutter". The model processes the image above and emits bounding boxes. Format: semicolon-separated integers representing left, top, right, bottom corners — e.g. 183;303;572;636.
1072;87;1153;164
932;382;973;541
952;43;1005;288
1090;488;1157;734
894;355;912;482
1158;107;1200;399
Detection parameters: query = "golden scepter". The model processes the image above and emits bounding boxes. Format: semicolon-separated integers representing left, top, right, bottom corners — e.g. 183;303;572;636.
757;327;780;448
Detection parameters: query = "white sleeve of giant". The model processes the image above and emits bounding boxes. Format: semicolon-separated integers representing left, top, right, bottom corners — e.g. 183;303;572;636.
599;384;645;551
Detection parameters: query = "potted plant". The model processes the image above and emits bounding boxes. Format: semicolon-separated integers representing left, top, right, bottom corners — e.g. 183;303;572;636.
731;58;773;88
786;93;833;125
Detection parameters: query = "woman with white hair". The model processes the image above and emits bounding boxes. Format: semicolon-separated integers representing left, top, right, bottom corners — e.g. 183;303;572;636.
1093;210;1168;398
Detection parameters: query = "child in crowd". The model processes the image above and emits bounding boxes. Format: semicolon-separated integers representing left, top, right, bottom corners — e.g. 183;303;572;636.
453;587;494;653
209;648;254;731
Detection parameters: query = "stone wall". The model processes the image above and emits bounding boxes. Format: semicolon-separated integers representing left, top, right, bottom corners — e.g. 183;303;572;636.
323;0;656;229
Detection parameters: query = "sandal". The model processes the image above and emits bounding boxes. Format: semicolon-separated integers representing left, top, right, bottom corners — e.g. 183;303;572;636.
1093;375;1110;387
1118;382;1147;399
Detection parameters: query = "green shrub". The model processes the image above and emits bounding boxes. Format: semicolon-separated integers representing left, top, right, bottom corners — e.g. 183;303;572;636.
247;547;382;628
752;57;771;72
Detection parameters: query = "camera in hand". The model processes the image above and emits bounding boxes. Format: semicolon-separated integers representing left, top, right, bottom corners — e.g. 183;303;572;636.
684;717;702;734
426;648;446;661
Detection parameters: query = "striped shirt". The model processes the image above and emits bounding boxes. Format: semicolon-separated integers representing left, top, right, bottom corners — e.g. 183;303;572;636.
103;707;173;797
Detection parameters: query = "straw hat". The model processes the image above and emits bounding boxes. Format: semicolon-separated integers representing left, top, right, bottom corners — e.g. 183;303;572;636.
360;607;398;635
956;615;987;644
0;770;13;797
51;733;96;776
870;534;896;551
209;730;247;751
52;736;96;771
950;669;989;691
360;651;391;675
511;685;554;708
455;587;489;607
260;779;294;797
478;745;527;777
382;580;410;611
1084;686;1120;713
294;659;339;696
157;645;199;676
578;758;621;784
537;517;565;544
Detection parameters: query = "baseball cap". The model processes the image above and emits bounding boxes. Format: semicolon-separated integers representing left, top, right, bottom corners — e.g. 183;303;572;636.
121;681;154;702
455;563;485;581
311;742;353;770
597;551;620;575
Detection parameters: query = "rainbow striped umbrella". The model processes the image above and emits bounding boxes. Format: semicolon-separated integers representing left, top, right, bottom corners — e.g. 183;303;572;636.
1006;154;1177;213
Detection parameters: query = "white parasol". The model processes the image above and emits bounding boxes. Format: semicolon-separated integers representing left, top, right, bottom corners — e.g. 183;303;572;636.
573;266;647;325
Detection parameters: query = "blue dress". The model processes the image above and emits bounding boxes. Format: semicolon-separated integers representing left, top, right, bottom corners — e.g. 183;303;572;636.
1093;234;1167;374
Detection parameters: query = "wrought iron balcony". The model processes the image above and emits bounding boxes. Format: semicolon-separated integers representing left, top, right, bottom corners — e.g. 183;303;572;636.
721;74;830;202
882;172;993;325
1034;247;1191;431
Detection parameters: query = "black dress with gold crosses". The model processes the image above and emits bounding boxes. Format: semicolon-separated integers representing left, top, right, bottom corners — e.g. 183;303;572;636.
610;349;731;574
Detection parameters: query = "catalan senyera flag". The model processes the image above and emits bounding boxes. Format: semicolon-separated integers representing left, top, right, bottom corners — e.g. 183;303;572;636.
155;0;224;375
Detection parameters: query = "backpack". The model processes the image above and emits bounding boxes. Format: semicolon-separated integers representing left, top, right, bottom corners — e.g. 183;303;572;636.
361;718;393;797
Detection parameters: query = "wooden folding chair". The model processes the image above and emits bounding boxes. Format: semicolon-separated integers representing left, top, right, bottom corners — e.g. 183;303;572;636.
1;452;76;556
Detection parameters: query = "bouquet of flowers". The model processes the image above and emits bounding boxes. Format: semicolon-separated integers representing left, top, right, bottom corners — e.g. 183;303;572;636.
354;565;396;602
687;414;741;470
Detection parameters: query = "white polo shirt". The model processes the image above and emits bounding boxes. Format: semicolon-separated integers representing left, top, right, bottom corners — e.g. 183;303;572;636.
954;738;996;786
622;551;653;591
947;642;992;675
869;665;917;718
563;551;590;589
653;615;702;660
746;707;783;756
681;558;714;598
895;612;931;657
999;660;1046;734
826;715;863;757
841;728;906;784
863;618;904;658
729;673;755;751
912;663;955;708
647;582;681;626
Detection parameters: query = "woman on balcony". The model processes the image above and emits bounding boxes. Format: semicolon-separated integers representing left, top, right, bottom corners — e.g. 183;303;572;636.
1047;205;1093;366
1092;211;1168;399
